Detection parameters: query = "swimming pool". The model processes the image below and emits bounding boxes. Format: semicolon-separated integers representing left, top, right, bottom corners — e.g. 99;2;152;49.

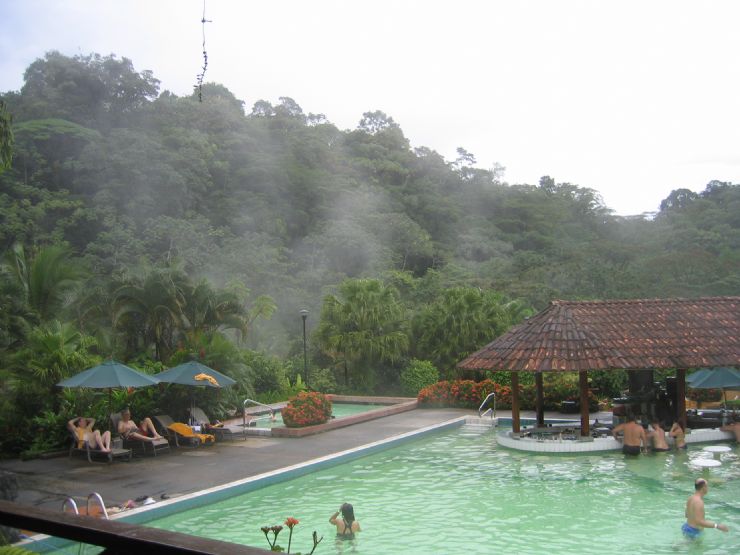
26;421;740;554
143;427;739;554
246;402;386;429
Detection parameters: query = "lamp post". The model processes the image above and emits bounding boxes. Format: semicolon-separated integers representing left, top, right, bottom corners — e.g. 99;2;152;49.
300;309;309;388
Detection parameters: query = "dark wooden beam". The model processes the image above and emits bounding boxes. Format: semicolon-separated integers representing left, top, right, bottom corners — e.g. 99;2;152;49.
535;372;545;427
0;500;271;554
676;368;687;429
579;370;590;437
511;372;520;433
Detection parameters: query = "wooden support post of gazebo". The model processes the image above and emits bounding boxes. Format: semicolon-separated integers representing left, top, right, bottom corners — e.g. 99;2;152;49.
511;373;520;433
579;370;590;437
676;368;687;429
535;372;545;428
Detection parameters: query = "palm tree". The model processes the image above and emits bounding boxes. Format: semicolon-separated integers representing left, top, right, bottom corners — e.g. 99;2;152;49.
181;279;276;343
113;267;187;361
1;243;86;322
20;320;98;386
412;288;514;377
317;279;408;387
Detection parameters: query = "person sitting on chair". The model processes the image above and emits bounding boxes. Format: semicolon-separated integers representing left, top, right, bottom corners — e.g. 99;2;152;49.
118;408;163;442
68;416;111;452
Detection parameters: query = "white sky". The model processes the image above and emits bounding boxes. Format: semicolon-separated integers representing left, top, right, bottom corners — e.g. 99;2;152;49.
2;0;739;215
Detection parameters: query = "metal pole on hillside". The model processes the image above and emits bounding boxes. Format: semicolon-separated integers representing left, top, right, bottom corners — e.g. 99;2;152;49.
300;309;309;388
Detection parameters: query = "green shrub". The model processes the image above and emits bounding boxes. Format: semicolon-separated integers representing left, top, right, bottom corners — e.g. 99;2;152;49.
400;359;439;396
307;367;337;394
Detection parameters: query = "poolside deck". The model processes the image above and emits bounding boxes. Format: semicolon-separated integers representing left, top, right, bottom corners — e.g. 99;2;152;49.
0;407;476;514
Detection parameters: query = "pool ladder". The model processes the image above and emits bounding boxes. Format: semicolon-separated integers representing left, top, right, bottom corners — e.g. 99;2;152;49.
478;392;496;419
62;492;109;519
243;398;275;429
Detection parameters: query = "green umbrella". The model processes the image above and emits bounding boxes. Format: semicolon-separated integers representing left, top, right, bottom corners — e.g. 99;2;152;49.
57;360;160;427
154;361;236;388
155;361;236;424
58;360;161;389
686;367;740;409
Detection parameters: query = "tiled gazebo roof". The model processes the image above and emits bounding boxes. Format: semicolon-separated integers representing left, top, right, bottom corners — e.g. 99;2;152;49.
457;297;740;372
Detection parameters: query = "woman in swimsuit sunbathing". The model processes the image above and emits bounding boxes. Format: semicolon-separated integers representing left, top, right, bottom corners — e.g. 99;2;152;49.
68;417;111;452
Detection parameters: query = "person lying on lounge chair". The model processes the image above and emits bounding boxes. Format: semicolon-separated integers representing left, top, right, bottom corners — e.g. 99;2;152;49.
68;416;112;453
118;408;164;442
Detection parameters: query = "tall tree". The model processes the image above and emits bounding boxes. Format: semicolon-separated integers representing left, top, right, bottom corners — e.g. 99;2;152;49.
316;279;408;388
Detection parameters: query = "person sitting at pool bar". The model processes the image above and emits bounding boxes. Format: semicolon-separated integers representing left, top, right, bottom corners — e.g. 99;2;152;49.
612;415;647;455
682;478;728;539
720;421;740;442
648;420;670;452
670;421;687;450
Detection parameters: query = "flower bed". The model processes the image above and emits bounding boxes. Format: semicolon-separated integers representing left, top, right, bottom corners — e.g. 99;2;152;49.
281;391;332;427
417;379;600;411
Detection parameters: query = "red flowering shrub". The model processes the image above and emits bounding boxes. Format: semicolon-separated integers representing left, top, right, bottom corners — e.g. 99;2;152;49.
686;388;722;403
281;391;332;427
418;378;599;411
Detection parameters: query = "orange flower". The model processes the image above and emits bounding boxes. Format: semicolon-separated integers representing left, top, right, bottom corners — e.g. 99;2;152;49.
285;517;299;529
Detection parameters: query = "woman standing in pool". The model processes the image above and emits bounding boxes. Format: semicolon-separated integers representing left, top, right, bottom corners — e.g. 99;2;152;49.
330;502;360;550
670;421;687;450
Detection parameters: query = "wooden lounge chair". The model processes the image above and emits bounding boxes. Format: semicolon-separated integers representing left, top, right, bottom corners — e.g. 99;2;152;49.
68;428;131;464
153;414;215;447
110;412;171;457
189;406;243;441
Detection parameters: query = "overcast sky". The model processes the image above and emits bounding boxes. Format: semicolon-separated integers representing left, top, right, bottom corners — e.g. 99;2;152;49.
2;0;739;215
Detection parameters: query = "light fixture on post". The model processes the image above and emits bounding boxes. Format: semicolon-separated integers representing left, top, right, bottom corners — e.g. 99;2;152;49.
300;309;309;388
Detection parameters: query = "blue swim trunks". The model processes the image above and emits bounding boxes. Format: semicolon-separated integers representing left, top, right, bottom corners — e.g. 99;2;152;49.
682;522;702;539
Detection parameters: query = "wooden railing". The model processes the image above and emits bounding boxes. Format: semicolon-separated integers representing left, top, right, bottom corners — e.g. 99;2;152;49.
0;500;271;554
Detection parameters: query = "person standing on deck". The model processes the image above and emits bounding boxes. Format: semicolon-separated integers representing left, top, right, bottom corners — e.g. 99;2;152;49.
612;415;648;455
682;478;728;539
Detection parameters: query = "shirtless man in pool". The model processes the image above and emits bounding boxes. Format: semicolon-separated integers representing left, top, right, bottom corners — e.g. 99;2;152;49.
612;415;647;455
682;478;728;539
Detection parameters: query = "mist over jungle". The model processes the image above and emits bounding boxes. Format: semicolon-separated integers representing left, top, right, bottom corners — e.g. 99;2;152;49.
0;52;738;427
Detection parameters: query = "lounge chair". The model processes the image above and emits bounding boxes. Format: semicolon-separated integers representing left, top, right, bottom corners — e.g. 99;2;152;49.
68;427;132;464
110;412;171;457
189;406;244;441
153;414;215;447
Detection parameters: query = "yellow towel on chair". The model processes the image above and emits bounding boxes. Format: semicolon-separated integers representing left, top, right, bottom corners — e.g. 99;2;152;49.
167;422;215;443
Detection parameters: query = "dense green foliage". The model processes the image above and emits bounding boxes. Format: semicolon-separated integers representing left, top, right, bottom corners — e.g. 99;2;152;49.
400;359;440;396
0;52;738;455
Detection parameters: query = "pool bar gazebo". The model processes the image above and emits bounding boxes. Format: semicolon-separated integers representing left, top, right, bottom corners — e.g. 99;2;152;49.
458;296;740;437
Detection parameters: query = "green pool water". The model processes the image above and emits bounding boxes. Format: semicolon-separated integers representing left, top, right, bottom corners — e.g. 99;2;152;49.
144;429;740;554
245;402;386;429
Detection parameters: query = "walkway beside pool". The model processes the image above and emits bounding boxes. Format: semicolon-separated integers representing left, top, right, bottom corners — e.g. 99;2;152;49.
0;408;612;515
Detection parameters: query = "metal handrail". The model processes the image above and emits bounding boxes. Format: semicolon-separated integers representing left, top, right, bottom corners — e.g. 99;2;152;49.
87;492;108;520
478;392;496;419
61;497;78;515
243;399;275;430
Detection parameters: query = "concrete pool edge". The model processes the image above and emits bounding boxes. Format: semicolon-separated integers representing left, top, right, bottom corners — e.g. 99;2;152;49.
270;397;418;437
